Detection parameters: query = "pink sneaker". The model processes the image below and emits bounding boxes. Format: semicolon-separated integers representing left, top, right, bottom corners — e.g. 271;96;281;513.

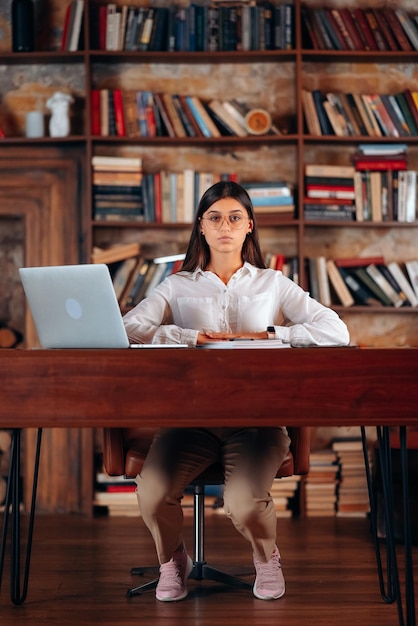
156;546;193;602
253;546;285;600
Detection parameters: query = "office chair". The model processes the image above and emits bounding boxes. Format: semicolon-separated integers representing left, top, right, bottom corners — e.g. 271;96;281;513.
102;426;311;597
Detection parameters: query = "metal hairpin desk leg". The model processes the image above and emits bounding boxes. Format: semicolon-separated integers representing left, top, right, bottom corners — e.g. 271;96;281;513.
361;425;416;626
0;428;42;605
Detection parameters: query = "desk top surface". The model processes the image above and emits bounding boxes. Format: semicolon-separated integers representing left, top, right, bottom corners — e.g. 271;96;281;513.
1;347;417;428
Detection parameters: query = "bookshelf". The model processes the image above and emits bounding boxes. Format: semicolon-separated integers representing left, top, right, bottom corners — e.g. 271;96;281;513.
1;0;418;513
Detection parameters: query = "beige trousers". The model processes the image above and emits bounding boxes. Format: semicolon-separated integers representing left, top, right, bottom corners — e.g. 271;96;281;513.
135;427;291;564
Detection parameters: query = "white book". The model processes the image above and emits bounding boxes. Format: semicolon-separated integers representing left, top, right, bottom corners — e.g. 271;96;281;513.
366;264;403;308
316;256;331;306
183;169;195;223
405;260;418;299
404;171;417;223
387;262;418;307
222;101;248;130
68;0;84;52
105;4;117;51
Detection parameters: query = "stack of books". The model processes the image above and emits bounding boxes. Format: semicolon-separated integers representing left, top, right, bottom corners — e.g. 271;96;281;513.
304;164;356;221
94;472;139;517
92;155;143;222
302;5;418;53
243;181;295;218
332;438;372;517
352;144;417;223
89;2;295;53
304;449;339;517
270;475;301;517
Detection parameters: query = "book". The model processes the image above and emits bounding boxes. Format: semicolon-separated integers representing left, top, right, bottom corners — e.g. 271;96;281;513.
387;261;418;307
113;257;142;302
377;263;412;306
68;0;84;52
162;93;187;138
394;8;418;51
337;267;383;306
405;260;418;299
316;256;331;306
91;242;141;265
326;260;355;307
91;156;142;170
382;7;413;51
207;100;247;137
334;256;385;268
305;164;355;178
311;90;334;135
365;263;404;307
185;96;221;138
301;89;322;136
352;267;393;307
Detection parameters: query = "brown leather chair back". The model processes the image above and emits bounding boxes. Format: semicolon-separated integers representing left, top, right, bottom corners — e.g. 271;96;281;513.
102;426;311;481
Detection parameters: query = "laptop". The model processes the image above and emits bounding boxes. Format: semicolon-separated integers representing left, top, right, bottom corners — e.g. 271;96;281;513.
19;264;130;348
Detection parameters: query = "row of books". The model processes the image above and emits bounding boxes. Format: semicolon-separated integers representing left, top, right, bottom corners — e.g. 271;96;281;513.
90;1;295;53
91;88;278;139
309;255;418;309
302;5;418;52
93;168;239;223
302;89;418;138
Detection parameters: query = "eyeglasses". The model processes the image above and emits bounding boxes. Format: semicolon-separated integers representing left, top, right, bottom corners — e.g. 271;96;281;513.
200;213;249;230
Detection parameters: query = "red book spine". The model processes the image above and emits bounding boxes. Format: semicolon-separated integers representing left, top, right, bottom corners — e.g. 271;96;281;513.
382;8;413;51
113;89;126;137
335;256;385;268
354;159;407;171
372;9;399;51
99;5;107;51
154;171;162;223
364;9;388;50
306;184;354;192
337;8;365;50
352;8;378;50
61;2;73;51
90;89;101;136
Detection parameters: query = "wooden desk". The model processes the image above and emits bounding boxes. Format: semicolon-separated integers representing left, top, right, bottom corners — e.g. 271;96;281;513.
0;347;417;624
0;347;417;428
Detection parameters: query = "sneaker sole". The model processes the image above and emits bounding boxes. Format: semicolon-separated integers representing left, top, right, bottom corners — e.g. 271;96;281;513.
156;555;194;602
253;584;285;601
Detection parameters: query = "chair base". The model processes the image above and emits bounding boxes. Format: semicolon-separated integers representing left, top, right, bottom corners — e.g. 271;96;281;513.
127;561;252;597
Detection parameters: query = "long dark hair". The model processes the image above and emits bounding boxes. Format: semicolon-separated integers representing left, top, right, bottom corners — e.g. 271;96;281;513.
181;181;267;271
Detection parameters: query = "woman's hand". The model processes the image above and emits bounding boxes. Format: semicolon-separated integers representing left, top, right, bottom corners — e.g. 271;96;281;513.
197;330;268;345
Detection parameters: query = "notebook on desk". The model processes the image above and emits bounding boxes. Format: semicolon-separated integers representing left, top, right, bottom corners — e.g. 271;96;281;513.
19;264;131;349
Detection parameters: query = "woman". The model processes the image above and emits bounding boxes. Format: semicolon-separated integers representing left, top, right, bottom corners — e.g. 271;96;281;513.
123;181;349;602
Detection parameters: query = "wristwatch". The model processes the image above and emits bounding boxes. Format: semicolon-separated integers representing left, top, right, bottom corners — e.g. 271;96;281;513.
267;326;276;340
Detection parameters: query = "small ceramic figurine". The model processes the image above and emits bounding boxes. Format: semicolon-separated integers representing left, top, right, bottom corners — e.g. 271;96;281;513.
46;91;74;137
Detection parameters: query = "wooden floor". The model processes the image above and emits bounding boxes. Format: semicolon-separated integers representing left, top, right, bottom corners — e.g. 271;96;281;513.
0;510;415;625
